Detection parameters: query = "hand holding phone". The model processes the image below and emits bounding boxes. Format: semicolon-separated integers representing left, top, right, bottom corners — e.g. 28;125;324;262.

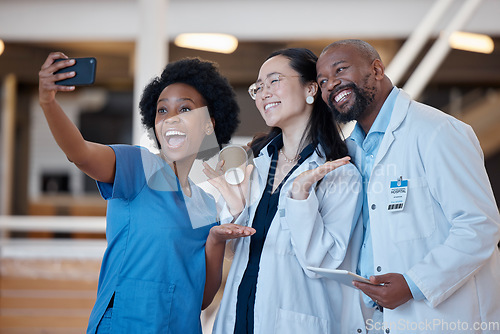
54;57;97;86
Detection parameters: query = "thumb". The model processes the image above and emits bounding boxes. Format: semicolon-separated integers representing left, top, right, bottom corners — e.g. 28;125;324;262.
370;274;389;285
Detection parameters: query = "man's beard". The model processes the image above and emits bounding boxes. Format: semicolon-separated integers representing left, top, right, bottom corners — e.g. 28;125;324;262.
328;83;375;124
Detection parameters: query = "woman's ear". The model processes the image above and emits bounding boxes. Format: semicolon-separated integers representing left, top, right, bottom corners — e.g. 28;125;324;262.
206;118;215;135
307;81;319;97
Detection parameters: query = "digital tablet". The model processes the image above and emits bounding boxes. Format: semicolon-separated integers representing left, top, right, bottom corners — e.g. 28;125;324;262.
307;266;375;287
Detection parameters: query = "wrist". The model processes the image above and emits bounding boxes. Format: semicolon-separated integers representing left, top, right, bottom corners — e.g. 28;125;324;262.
39;98;57;108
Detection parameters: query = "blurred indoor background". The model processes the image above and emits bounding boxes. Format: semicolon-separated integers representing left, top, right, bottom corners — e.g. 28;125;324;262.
0;0;499;333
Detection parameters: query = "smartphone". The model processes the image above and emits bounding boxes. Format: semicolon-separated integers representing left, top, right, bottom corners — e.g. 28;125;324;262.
54;57;97;86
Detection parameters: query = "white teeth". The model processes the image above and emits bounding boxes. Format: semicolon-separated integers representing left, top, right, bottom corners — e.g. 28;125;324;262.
335;90;351;103
265;102;280;110
165;130;186;137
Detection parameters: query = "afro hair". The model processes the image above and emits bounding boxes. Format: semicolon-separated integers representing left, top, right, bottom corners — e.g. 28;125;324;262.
139;57;240;159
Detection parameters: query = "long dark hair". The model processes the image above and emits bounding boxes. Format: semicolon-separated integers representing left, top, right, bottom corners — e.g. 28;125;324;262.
250;48;348;160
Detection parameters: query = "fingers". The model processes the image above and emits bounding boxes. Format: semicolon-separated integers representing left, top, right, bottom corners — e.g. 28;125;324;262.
290;156;351;200
211;223;255;240
202;161;224;178
311;157;349;180
202;162;230;193
39;53;77;95
40;55;75;77
353;273;412;310
370;274;389;285
224;224;255;236
41;52;69;70
318;156;350;174
42;73;76;92
352;280;384;306
216;160;224;171
311;164;334;180
301;156;351;183
202;162;219;179
353;280;382;294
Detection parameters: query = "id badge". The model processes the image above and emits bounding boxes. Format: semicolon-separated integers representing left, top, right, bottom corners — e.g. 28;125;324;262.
388;177;408;212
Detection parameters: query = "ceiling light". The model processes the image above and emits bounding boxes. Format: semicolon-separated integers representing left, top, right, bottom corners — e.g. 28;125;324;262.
0;40;5;56
449;31;494;54
174;33;238;54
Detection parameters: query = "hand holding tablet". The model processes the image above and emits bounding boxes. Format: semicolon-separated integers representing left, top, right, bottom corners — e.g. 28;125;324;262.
307;267;380;288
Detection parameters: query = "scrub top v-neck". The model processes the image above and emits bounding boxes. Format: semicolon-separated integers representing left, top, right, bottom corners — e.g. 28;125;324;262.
234;136;314;334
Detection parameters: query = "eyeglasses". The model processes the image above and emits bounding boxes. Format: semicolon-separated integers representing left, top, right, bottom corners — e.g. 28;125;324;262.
248;74;302;100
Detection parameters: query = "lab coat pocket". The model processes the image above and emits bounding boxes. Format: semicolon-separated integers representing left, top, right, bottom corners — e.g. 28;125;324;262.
389;176;436;242
274;308;328;334
112;277;175;333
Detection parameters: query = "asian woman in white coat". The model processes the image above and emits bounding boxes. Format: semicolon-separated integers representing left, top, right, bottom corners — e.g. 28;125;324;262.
205;48;365;333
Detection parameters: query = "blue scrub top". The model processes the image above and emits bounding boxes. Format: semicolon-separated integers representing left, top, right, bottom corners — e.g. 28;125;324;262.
86;145;217;334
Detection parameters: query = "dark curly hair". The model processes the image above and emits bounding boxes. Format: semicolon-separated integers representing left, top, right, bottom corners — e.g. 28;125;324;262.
139;57;240;159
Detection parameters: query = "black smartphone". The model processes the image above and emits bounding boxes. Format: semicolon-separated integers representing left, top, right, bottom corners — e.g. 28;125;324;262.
54;57;97;86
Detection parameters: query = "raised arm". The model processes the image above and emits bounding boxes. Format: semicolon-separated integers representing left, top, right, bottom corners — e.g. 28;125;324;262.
39;52;116;183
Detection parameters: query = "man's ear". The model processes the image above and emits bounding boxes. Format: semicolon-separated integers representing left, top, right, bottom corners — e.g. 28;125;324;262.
372;59;385;80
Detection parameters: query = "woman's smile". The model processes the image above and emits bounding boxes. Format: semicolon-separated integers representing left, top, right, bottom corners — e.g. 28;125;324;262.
164;129;187;149
264;101;281;112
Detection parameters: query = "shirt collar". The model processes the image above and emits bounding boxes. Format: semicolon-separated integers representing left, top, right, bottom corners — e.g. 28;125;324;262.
351;86;399;142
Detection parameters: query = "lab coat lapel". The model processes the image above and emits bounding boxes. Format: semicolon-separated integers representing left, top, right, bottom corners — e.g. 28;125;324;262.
373;89;411;167
253;153;271;192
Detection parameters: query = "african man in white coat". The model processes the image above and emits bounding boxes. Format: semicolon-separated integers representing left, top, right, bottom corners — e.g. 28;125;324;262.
316;39;500;334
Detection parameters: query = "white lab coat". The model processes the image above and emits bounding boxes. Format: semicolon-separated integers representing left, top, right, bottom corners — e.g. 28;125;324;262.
347;89;500;333
213;143;366;334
